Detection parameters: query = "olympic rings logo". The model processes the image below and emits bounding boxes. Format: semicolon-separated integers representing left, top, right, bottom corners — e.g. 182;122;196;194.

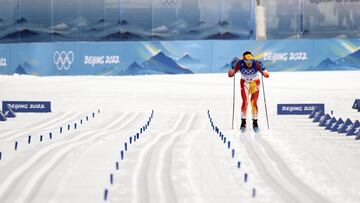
241;68;256;75
53;51;74;70
162;0;177;7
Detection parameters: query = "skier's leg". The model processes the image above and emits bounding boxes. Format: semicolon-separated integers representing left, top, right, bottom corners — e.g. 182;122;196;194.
250;80;260;120
240;80;250;119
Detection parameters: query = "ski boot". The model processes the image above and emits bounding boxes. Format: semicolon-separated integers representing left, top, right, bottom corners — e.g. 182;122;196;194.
240;119;246;132
253;119;260;133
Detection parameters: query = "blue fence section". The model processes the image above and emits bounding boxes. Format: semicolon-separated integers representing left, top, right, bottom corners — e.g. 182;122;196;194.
0;38;360;76
308;107;360;140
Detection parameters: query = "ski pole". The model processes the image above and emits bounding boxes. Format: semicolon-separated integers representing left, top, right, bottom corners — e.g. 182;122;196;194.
232;73;236;129
230;57;239;129
260;69;270;130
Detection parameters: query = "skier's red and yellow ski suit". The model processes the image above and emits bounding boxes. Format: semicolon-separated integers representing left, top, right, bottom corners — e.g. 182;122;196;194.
228;54;269;120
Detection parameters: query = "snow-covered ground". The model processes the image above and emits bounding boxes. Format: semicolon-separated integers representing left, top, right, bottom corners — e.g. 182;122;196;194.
0;71;360;203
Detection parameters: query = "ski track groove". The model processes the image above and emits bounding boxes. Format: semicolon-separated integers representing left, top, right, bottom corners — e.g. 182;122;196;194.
132;114;187;203
0;112;139;203
0;112;73;140
236;131;300;203
158;114;197;203
1;112;83;142
254;135;330;203
0;112;67;135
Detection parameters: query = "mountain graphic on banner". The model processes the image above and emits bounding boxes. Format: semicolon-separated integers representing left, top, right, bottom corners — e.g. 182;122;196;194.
13;62;38;75
315;49;360;70
142;51;192;74
126;51;192;75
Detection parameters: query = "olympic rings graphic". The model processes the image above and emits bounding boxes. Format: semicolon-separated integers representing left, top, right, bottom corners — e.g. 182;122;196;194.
162;0;177;7
53;51;74;70
241;68;256;75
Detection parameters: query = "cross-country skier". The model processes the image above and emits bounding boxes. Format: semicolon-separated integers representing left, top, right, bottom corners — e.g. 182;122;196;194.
228;51;270;131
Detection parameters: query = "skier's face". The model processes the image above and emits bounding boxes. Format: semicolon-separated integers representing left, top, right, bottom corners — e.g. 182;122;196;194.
244;60;253;67
243;53;253;68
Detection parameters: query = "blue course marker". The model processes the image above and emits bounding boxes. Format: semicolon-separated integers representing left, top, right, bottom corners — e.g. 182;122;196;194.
121;150;124;160
40;135;43;142
252;188;256;197
92;112;95;118
232;149;235;158
28;135;31;144
224;137;227;144
15;141;18;150
228;141;231;149
74;123;77;129
129;137;132;144
86;116;89;121
238;161;241;168
110;174;113;184
68;124;70;131
124;143;128;151
0;152;2;160
60;127;63;134
49;132;52;139
244;173;248;182
116;162;119;170
80;119;83;124
104;189;108;201
137;133;139;139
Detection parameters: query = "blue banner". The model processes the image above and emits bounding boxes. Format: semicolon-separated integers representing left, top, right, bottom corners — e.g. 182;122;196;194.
3;101;52;113
0;39;360;76
277;103;325;115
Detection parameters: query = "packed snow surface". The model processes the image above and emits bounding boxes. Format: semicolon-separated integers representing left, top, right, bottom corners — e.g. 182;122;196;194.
0;71;360;203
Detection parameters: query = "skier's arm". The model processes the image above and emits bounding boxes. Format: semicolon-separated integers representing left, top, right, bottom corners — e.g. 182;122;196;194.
258;61;270;78
228;57;240;77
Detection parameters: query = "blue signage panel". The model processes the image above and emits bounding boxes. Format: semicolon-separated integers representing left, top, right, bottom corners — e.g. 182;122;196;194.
2;101;51;113
277;103;325;115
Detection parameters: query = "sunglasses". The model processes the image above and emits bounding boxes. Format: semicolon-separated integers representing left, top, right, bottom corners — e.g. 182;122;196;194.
244;59;253;64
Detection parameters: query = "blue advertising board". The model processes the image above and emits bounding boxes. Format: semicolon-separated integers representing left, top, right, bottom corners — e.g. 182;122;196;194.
2;101;51;113
277;103;325;115
0;38;360;76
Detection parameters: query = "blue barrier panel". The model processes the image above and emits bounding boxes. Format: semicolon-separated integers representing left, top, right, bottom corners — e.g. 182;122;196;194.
353;99;360;112
319;114;331;127
3;105;16;118
331;118;344;132
325;117;337;130
313;111;324;123
346;120;360;136
338;119;353;134
278;104;325;115
0;112;7;121
3;101;51;113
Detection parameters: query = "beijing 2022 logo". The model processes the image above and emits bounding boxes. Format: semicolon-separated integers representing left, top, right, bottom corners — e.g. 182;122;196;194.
53;51;74;70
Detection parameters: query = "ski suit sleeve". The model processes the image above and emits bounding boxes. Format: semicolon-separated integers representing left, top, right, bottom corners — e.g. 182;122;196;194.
228;57;240;77
257;61;270;78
